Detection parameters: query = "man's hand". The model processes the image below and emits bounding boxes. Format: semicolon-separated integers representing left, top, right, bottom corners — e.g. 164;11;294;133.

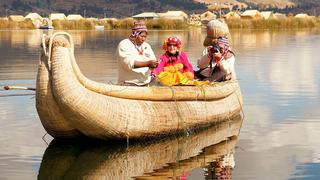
134;60;159;68
148;60;159;68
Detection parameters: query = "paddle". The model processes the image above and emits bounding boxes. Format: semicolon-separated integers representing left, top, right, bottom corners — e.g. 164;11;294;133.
3;85;36;91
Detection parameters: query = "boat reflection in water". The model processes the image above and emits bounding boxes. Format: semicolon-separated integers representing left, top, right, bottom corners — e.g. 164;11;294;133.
38;115;243;179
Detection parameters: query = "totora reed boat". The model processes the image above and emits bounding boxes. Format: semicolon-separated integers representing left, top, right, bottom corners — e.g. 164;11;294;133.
36;32;243;140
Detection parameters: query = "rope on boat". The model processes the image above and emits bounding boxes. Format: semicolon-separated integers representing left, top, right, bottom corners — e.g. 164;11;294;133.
42;34;47;55
170;86;189;136
217;81;242;159
42;133;49;146
231;80;245;138
43;32;75;71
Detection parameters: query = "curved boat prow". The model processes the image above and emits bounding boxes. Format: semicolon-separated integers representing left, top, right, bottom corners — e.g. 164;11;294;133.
36;33;80;138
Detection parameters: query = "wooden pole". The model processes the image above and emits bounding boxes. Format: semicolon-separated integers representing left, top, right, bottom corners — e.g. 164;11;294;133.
3;86;36;91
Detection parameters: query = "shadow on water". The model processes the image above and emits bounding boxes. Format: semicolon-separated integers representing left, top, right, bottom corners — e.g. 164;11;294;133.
38;114;243;179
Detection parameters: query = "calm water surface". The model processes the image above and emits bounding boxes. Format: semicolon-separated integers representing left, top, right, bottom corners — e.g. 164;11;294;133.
0;29;320;179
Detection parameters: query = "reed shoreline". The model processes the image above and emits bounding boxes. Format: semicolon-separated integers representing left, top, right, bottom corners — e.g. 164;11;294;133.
1;17;320;30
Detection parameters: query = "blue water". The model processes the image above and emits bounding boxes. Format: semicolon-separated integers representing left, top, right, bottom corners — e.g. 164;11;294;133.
0;29;320;179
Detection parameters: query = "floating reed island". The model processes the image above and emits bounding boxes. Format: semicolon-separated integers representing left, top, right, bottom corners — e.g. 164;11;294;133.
0;18;188;30
226;17;320;29
1;16;320;30
35;32;243;140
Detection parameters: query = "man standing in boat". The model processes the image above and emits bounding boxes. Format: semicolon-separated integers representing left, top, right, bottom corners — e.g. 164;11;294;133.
117;20;158;86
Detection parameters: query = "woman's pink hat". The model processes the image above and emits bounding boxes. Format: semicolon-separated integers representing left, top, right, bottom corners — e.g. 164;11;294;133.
163;36;182;50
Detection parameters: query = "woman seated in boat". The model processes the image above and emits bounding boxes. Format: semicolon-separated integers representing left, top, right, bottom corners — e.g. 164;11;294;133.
196;36;236;82
195;19;236;82
116;20;159;86
152;36;194;86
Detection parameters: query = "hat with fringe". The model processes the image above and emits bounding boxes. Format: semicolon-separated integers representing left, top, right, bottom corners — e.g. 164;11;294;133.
130;20;148;38
132;20;147;32
203;19;231;47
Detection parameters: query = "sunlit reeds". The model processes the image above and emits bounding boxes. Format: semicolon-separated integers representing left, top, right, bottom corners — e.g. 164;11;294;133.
0;17;188;30
52;19;97;30
105;18;188;30
0;19;35;29
146;18;188;29
51;18;188;30
1;17;320;30
226;17;320;29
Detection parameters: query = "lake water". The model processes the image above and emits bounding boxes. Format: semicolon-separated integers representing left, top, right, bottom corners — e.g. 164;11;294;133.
0;28;320;179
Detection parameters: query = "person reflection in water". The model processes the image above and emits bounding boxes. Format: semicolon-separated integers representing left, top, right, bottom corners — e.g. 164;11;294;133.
116;20;158;86
204;153;235;180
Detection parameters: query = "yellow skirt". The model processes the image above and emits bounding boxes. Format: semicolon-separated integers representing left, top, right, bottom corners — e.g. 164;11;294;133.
157;71;209;86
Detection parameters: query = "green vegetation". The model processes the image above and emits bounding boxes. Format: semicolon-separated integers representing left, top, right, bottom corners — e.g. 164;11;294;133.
226;17;320;29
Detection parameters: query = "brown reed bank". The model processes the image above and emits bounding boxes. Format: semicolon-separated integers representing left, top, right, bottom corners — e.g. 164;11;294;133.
1;17;320;30
104;18;188;30
145;18;188;29
48;18;189;30
52;19;99;30
226;17;320;29
0;19;35;29
0;18;188;30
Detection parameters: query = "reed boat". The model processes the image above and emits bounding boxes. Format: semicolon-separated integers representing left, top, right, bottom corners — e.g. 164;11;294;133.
38;115;242;179
36;32;243;140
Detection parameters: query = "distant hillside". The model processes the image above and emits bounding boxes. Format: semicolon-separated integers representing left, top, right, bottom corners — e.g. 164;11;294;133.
237;0;319;16
195;0;295;9
1;0;320;18
240;0;295;9
0;0;207;18
289;0;320;16
195;0;320;15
